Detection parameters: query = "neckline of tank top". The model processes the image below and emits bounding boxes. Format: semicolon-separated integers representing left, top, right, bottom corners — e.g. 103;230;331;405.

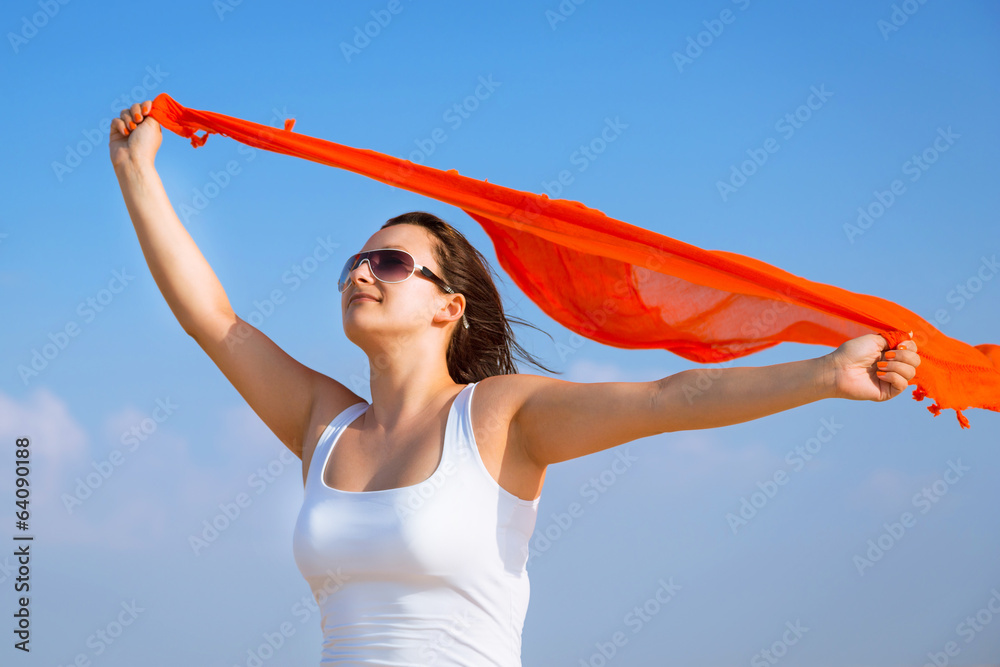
318;382;477;495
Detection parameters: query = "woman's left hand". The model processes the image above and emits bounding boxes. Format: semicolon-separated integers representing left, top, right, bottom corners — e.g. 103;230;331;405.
827;334;921;401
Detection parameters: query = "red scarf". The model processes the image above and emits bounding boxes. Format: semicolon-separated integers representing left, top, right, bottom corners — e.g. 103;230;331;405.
147;93;1000;429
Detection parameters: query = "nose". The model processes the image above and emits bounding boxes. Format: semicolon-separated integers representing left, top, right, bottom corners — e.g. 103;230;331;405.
346;257;376;290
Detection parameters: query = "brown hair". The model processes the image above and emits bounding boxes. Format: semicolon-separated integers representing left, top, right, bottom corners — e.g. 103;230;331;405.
381;211;560;383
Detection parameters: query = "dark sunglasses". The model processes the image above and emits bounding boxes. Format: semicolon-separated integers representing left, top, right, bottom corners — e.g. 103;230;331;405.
338;248;469;328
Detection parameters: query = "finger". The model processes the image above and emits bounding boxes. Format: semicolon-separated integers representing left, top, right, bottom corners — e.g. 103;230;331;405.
130;102;143;124
882;348;920;368
876;370;908;396
878;360;916;382
142;99;152;115
118;109;134;134
896;339;918;354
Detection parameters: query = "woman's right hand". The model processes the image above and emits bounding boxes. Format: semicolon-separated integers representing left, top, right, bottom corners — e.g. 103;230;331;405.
109;100;161;171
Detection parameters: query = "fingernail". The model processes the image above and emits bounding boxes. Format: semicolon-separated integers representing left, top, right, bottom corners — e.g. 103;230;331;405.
877;371;886;377
885;351;896;359
877;361;888;369
133;113;141;122
128;121;136;130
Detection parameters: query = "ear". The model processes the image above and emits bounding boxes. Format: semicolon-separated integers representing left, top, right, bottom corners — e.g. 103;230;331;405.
434;293;466;328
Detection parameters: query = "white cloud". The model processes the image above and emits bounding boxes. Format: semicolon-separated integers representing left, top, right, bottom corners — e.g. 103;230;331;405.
0;389;296;551
563;358;672;384
0;386;88;496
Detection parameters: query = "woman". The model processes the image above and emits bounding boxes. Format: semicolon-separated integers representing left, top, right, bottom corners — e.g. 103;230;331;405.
110;100;920;665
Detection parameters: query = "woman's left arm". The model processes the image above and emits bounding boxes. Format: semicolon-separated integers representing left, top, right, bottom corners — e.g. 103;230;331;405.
653;334;920;433
510;334;920;468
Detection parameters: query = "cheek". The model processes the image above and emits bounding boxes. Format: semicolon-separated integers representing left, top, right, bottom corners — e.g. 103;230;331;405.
397;296;438;325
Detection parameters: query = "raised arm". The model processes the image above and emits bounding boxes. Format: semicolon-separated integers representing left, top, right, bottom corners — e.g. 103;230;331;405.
510;334;919;468
109;101;361;462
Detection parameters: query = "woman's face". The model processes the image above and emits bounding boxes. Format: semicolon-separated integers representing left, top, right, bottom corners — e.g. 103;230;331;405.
341;224;461;346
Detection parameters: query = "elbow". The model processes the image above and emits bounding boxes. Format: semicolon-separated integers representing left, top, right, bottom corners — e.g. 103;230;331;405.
182;310;239;345
651;375;676;434
651;373;696;434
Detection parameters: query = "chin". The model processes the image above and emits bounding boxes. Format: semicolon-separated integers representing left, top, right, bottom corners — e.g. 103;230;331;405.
343;316;381;345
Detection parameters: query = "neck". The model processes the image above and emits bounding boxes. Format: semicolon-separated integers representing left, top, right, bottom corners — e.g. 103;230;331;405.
363;341;463;434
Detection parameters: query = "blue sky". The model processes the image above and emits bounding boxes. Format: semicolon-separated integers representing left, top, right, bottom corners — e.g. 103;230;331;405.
2;0;999;665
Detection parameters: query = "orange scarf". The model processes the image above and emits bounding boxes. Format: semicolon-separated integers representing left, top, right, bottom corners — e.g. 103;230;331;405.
147;93;999;429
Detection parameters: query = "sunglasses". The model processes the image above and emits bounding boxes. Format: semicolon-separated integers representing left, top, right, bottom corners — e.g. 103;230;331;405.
338;248;469;328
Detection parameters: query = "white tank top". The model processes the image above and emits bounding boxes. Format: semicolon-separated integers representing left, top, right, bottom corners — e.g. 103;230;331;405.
292;382;541;666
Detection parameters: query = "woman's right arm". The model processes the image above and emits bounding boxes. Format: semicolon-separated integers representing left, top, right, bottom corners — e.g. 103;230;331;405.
110;101;361;461
111;101;231;337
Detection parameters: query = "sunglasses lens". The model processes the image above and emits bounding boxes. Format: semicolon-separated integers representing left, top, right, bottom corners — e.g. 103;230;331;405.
338;254;359;292
338;249;415;292
369;250;413;282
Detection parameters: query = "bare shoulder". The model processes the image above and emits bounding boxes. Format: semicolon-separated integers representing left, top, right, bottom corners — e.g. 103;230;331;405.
470;372;551;432
471;373;530;412
473;372;558;403
480;372;663;468
470;374;554;502
473;372;581;422
300;375;368;474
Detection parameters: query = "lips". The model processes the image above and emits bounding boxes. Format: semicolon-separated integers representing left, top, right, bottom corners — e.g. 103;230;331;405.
349;293;379;304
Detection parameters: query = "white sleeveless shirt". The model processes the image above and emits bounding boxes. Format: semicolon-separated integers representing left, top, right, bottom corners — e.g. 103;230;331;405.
292;382;541;666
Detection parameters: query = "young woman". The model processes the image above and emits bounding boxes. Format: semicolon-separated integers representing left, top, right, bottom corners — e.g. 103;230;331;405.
110;100;920;666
